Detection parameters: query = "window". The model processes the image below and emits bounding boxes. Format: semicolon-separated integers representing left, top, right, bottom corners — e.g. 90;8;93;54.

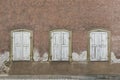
50;30;71;61
89;29;109;61
11;29;33;61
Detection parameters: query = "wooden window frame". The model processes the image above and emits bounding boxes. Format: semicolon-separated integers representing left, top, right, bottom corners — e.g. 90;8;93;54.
49;29;72;62
10;29;33;62
88;29;111;62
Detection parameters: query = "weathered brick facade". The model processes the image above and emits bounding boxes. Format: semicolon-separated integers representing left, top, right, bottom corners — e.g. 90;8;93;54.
0;0;120;75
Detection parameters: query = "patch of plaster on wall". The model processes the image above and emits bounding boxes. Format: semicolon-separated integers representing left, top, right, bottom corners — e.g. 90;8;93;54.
33;48;48;62
72;51;87;63
41;52;48;61
0;51;9;67
111;52;120;64
33;48;40;61
0;51;9;74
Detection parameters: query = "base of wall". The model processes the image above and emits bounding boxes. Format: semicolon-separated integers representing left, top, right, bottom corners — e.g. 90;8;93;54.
8;61;120;75
0;75;120;80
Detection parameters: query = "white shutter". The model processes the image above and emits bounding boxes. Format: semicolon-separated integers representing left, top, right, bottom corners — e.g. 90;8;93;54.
90;32;108;61
22;32;31;60
61;32;69;61
100;32;108;61
13;31;31;61
51;32;61;61
13;32;22;60
51;31;70;61
90;32;97;61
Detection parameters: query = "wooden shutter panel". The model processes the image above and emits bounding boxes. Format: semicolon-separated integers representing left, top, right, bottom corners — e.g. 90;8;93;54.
51;32;61;61
22;32;31;60
90;32;97;61
61;32;69;61
100;32;108;61
96;32;101;60
13;32;22;60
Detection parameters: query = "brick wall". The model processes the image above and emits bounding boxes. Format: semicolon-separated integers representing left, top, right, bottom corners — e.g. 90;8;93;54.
0;0;120;74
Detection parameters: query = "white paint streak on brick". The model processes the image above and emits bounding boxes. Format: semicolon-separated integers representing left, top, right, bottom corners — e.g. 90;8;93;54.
33;48;40;61
41;52;48;61
72;51;87;63
0;51;9;67
33;48;48;62
80;51;87;62
0;51;9;74
72;52;80;61
111;52;120;64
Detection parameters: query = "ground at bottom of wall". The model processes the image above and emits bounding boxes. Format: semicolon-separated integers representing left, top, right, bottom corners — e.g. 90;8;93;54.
0;75;120;80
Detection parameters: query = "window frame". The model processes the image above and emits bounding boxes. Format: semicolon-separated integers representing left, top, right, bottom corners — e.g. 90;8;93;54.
88;29;111;62
10;29;33;62
49;29;72;62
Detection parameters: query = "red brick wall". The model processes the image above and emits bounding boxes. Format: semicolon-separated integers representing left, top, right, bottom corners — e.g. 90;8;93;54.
0;0;114;54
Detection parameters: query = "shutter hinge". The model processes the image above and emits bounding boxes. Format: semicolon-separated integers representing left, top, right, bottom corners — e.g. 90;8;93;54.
69;37;71;39
50;36;52;39
11;36;13;39
50;55;52;60
30;36;32;39
69;55;72;58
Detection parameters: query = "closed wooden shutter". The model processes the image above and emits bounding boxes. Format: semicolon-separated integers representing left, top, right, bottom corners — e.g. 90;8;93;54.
51;31;69;61
51;32;61;61
61;32;69;60
13;32;22;60
90;32;108;61
13;31;31;61
22;32;31;60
